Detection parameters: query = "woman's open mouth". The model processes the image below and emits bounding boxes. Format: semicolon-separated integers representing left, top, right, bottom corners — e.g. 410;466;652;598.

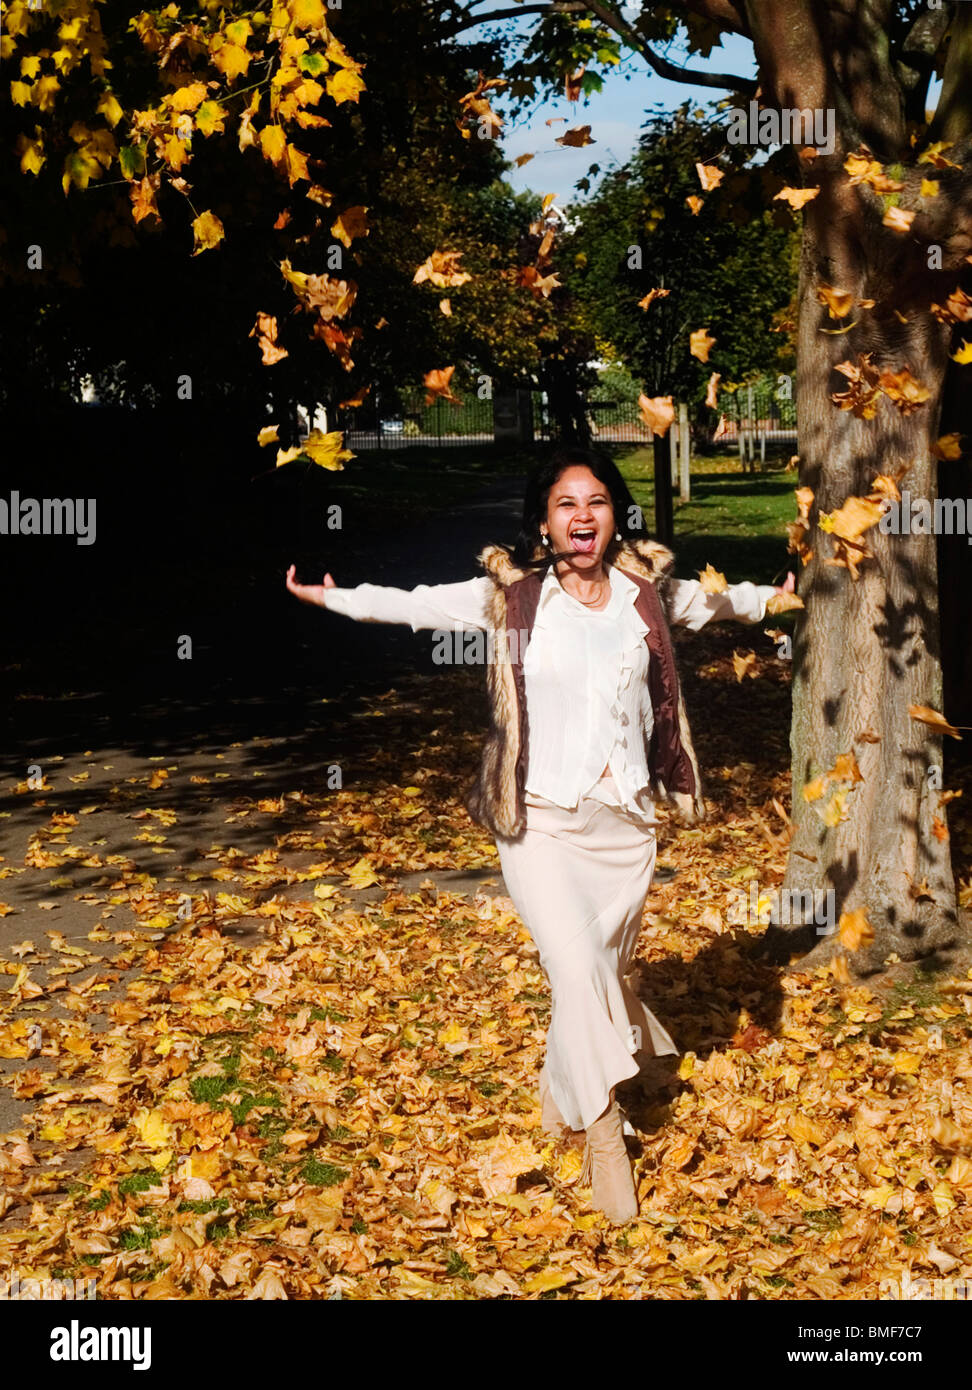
570;527;598;554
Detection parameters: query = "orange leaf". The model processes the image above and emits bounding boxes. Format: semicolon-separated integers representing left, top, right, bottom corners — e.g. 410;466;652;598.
695;162;723;191
637;394;674;437
698;563;728;594
424;366;462;406
637;287;670;311
690;328;716;363
774;186;819;209
908;705;962;739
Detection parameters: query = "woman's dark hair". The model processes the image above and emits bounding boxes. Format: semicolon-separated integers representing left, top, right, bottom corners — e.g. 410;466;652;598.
510;446;642;569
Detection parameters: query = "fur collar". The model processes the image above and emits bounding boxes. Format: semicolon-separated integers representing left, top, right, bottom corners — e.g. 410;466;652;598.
476;537;674;587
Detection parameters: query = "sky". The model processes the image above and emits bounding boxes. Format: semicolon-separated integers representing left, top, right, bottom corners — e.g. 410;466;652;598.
475;17;943;204
487;27;760;202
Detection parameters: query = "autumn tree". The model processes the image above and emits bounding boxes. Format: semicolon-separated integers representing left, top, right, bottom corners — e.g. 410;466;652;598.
454;0;972;976
565;104;797;421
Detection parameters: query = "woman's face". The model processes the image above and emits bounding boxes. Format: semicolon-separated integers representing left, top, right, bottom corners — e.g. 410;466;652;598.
541;465;616;570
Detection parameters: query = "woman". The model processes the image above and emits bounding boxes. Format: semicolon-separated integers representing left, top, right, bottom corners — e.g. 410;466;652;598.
286;446;789;1224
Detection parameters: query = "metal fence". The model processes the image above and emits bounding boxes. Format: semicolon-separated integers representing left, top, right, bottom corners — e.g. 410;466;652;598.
340;387;494;450
333;378;797;454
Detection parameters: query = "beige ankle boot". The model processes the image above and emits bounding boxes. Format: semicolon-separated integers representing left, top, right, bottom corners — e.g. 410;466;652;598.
579;1098;638;1224
539;1063;569;1138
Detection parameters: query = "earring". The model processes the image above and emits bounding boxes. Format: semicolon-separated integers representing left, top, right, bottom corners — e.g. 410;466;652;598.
541;533;550;547
615;531;622;541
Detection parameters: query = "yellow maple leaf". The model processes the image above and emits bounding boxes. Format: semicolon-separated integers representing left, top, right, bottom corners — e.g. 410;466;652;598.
327;68;364;105
17;135;45;176
212;40;251;81
291;0;326;27
952;340;972;365
133;1108;173;1148
346;856;378;888
191;210;225;256
260;124;287;165
298;428;353;470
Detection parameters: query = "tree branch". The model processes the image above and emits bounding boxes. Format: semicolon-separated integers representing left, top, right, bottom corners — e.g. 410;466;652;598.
584;1;756;92
444;1;587;35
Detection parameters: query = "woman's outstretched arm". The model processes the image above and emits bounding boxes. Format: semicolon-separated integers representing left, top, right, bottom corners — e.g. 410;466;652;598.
285;566;492;632
665;571;794;630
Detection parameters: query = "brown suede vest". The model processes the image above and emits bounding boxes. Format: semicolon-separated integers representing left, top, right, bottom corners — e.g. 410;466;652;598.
503;570;698;813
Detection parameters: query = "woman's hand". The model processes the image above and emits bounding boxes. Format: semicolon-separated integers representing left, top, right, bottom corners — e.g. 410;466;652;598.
773;571;796;597
286;564;336;607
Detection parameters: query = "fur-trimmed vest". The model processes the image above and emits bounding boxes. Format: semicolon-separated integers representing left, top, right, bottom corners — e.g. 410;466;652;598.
465;538;707;840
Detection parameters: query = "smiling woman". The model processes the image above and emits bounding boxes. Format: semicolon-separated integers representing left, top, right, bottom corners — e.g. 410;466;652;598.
285;445;785;1225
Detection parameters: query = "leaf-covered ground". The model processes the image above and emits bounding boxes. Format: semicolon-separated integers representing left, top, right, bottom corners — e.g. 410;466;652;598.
1;624;971;1300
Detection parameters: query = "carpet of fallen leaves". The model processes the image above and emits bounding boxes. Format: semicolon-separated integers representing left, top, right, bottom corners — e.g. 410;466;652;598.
1;626;971;1300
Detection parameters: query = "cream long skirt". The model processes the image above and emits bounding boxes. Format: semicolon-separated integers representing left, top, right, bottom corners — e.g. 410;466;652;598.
496;774;679;1132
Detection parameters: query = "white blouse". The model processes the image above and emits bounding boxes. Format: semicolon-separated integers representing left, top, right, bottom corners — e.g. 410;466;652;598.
319;566;776;819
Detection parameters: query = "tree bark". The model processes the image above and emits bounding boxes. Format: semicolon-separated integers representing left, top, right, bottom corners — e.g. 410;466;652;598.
778;169;968;976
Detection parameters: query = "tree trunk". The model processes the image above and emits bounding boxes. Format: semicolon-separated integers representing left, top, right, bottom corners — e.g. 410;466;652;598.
776;175;967;977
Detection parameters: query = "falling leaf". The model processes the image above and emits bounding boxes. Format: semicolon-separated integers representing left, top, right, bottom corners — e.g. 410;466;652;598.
765;590;804;613
303;430;353;471
698;564;728;594
732;650;758;682
882;206;915;233
819;495;884;544
248;312;288;366
555;125;595;147
705;373;721;409
423;366;462;405
931;288;972;326
413;250;472;289
337;385;371;409
439;299;452;316
514;152;535;168
330;205;369;248
686;195;704;216
917;140;960;170
774;186;819;209
908;705;962;740
191;210;224;256
637;394;674;437
816;284;854;319
637;288;670;311
953;341;972;365
933;434;963;460
843;149;903;192
695;162;723;191
690;328;716;363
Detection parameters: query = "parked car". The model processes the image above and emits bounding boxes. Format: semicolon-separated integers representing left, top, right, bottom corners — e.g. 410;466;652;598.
379;418;405;434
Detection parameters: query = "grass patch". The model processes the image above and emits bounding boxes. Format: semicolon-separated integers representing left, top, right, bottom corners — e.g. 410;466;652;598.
301;1156;349;1187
